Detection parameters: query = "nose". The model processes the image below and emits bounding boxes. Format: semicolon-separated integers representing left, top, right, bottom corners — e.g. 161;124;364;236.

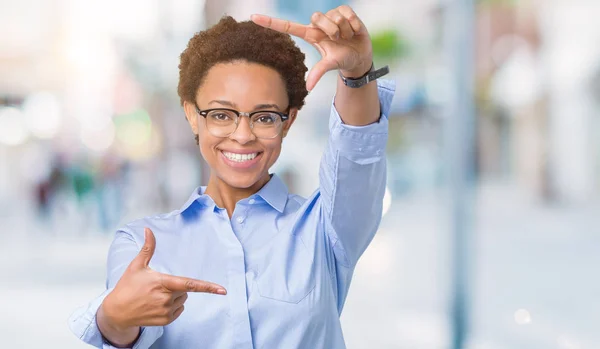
229;115;256;144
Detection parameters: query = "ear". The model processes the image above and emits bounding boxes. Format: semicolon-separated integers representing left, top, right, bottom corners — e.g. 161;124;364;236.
282;108;298;139
183;100;199;136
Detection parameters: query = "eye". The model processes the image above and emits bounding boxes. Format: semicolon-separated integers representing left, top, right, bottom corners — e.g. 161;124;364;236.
208;111;233;121
253;113;277;125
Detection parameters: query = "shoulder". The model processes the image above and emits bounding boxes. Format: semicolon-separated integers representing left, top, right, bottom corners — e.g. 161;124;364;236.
117;208;187;243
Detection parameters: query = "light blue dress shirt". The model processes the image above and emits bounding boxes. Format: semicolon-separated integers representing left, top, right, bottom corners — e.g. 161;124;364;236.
69;80;395;349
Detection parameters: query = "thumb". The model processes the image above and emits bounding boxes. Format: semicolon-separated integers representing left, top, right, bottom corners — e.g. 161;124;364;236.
306;58;336;92
132;227;156;269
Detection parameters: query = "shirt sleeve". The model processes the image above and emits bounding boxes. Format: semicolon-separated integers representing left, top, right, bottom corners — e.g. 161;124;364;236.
319;79;395;269
68;229;164;348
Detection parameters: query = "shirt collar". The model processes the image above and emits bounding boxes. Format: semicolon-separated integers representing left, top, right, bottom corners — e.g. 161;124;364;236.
178;186;212;213
178;173;288;214
254;173;288;213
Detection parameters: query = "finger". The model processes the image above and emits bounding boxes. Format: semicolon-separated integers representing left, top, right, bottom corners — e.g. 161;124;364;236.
306;58;338;91
251;14;328;43
337;5;366;35
251;14;307;38
326;9;353;40
171;305;185;321
172;292;188;308
310;12;340;41
160;274;227;295
170;290;186;299
131;228;156;269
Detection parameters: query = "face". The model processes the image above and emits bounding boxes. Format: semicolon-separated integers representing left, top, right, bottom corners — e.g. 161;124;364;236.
184;61;297;190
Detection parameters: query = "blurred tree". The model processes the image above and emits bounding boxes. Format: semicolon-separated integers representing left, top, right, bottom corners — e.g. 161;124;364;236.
371;29;410;64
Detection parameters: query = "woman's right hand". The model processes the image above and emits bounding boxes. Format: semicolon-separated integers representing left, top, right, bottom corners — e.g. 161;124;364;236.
97;228;227;346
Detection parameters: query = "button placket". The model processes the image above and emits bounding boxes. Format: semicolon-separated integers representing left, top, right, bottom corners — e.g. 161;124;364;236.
219;206;253;349
225;231;252;347
214;208;243;320
233;203;251;226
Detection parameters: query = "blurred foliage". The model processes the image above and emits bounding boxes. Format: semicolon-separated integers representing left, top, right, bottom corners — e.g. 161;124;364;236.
371;29;410;63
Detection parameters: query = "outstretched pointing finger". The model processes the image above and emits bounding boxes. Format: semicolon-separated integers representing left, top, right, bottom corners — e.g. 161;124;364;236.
160;274;227;295
251;14;327;43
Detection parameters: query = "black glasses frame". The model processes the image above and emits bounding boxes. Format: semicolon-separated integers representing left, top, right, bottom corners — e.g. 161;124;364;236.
193;102;291;139
195;106;290;123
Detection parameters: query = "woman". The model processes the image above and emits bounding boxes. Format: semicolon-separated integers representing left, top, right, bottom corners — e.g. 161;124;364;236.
70;5;394;349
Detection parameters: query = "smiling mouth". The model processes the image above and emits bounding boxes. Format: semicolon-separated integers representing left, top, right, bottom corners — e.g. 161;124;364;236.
221;151;262;163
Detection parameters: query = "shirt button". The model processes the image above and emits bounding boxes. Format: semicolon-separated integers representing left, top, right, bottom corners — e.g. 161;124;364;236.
248;199;255;205
236;216;244;224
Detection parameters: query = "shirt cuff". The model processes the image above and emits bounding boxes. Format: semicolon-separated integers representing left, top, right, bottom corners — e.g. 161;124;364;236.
68;289;163;349
329;79;396;165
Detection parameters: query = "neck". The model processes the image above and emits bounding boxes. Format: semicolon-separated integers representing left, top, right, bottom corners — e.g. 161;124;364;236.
204;173;271;218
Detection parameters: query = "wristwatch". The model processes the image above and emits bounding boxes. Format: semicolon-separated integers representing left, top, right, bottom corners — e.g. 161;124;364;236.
339;63;390;88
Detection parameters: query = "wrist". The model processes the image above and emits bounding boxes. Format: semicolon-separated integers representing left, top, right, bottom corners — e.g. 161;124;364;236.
340;61;373;79
99;296;135;333
97;302;140;348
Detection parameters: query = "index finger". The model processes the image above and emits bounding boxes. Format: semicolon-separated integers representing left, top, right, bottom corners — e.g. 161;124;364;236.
251;14;326;42
160;274;227;295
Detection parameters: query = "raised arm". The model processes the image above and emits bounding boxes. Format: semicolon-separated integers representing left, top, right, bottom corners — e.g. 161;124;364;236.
253;6;394;267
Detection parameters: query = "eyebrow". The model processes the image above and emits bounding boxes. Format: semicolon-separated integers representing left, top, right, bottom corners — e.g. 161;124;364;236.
208;100;281;111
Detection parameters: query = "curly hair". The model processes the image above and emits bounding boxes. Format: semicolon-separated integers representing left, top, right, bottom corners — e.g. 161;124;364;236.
178;16;309;112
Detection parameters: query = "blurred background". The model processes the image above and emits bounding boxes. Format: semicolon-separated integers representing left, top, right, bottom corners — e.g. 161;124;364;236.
1;0;599;348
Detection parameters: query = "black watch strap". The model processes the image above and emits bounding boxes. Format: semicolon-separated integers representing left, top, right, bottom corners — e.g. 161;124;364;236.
339;64;390;88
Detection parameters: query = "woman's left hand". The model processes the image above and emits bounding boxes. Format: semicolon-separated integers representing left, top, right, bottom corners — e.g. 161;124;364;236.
251;5;372;91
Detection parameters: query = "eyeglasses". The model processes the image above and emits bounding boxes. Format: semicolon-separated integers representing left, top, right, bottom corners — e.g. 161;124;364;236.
195;105;290;139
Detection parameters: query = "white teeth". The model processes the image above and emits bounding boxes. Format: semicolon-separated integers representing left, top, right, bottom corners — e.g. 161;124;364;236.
222;151;258;162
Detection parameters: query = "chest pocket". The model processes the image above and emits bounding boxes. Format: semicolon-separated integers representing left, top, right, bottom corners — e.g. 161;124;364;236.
255;233;316;304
